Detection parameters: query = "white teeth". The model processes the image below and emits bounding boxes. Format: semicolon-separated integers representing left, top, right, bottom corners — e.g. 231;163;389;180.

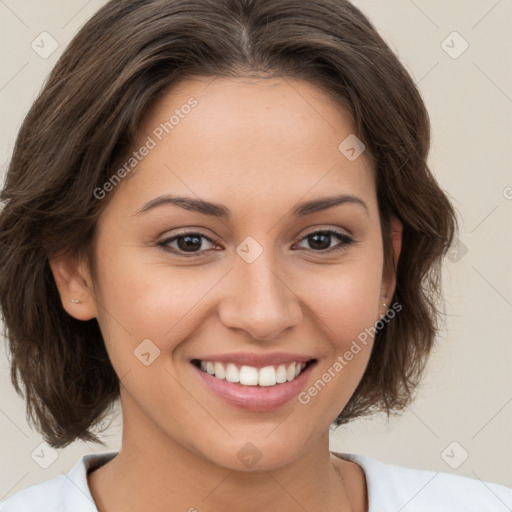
258;366;276;387
198;360;308;387
214;362;225;380
225;363;240;383
239;366;259;385
276;365;287;383
206;361;215;375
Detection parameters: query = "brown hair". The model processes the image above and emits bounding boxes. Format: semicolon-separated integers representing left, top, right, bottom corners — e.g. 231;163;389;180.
0;0;457;448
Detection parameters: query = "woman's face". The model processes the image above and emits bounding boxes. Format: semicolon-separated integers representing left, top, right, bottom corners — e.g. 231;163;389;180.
69;76;397;470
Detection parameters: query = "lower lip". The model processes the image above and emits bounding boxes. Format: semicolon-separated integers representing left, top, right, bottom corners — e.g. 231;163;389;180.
191;362;316;412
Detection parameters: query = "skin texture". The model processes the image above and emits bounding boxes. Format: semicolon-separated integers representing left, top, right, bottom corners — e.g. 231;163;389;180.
51;76;402;512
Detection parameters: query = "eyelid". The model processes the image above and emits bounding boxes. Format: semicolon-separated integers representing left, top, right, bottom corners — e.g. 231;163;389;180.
295;224;353;241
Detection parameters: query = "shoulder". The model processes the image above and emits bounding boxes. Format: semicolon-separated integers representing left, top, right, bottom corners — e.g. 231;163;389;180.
0;473;67;512
335;452;512;512
0;451;118;512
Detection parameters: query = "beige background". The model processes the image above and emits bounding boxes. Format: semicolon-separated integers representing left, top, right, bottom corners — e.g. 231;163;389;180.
1;0;511;502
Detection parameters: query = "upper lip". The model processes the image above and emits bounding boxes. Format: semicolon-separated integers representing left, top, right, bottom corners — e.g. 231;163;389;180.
191;352;316;368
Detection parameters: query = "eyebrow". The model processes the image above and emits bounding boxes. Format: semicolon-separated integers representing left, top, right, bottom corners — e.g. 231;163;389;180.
135;193;369;218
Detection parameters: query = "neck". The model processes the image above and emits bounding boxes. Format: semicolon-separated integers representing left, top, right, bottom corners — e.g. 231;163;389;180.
88;393;359;512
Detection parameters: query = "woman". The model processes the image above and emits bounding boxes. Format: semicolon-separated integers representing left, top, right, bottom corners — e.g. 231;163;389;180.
0;0;510;511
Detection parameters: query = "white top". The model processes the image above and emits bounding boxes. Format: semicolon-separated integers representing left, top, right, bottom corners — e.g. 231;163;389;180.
1;451;511;511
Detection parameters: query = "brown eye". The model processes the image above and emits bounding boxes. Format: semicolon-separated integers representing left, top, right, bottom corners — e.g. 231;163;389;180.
296;229;354;253
158;232;217;256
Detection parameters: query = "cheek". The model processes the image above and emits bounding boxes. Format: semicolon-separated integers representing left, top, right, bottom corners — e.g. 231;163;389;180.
92;245;222;362
293;264;383;419
300;257;383;345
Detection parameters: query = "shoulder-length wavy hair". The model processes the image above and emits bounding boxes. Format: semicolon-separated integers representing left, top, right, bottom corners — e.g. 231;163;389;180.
0;0;457;448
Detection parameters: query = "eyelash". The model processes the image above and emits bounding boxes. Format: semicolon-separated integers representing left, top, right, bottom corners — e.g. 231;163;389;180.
157;228;354;258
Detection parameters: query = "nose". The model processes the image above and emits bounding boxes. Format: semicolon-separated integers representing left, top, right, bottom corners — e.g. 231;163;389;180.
218;253;303;342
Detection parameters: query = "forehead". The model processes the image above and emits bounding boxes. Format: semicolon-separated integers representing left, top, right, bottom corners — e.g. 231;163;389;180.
108;76;376;215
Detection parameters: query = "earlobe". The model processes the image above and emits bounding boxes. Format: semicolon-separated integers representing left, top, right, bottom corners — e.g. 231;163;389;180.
49;253;97;321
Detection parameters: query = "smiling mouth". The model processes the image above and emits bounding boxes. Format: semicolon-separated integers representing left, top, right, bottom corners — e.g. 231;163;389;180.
191;359;316;387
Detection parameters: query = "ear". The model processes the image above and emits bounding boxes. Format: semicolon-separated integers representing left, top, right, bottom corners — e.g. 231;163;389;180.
391;215;402;269
380;215;403;306
49;251;98;321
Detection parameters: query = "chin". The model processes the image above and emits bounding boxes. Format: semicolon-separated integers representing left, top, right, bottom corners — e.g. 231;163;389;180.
193;433;315;473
